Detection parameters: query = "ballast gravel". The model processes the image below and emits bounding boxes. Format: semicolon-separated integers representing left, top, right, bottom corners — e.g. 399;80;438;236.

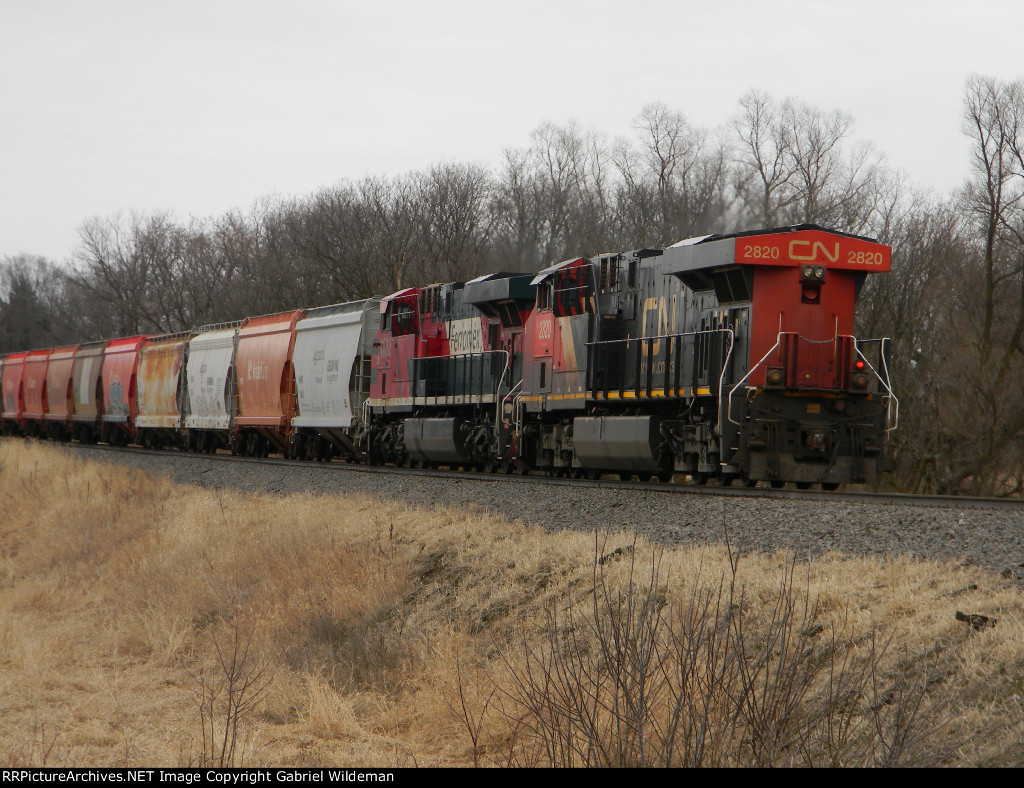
65;445;1024;580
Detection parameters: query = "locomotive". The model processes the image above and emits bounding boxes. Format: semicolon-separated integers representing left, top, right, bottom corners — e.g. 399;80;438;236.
0;225;895;489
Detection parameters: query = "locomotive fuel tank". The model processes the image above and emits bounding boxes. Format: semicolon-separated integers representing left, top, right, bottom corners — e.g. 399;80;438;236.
572;416;665;473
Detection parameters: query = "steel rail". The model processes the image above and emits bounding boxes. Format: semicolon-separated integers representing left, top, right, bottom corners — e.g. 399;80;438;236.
53;440;1024;512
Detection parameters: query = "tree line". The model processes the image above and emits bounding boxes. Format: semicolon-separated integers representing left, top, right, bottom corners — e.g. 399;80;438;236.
2;79;1023;496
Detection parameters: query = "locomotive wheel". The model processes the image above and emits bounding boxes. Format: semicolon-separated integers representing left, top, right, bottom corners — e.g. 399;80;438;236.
719;474;735;487
637;473;651;483
821;482;840;492
770;480;785;489
694;472;709;485
516;460;531;476
658;472;673;483
795;482;812;490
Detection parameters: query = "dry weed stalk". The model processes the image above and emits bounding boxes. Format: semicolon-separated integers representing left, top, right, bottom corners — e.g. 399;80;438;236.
493;535;948;767
0;723;65;767
189;621;273;768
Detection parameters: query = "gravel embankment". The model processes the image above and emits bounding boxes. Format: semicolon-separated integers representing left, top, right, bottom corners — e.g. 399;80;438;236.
62;445;1024;579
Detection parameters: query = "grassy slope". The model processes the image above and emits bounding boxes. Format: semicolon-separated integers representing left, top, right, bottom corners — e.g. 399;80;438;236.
0;440;1022;767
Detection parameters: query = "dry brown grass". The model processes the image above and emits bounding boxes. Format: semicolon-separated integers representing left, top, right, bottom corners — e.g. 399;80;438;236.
0;439;1022;766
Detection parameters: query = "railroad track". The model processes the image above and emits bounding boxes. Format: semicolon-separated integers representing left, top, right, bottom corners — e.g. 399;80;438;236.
57;441;1024;512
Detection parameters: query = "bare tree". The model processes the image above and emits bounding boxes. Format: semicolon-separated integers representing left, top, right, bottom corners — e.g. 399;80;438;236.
732;90;884;231
0;255;79;352
733;89;798;227
614;102;730;245
412;162;494;283
493;120;615;271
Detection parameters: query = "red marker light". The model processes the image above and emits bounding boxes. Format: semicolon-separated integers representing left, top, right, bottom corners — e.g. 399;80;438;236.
854;359;866;370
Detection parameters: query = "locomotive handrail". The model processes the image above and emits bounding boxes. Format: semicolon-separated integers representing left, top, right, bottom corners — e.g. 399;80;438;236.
492;350;512;434
716;328;736;460
726;333;900;433
500;378;522;419
411;349;510;403
584;328;731;345
726;334;784;427
499;378;523;455
853;337;899;432
586;328;735;401
512;390;524;436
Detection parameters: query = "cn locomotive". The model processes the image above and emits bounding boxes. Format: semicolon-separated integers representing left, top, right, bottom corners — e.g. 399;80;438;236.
0;225;895;489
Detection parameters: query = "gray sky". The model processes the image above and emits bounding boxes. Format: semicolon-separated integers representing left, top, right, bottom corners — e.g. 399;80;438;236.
2;0;1021;262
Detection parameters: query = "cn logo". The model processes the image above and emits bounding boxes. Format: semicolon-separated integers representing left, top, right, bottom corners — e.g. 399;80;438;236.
789;240;840;262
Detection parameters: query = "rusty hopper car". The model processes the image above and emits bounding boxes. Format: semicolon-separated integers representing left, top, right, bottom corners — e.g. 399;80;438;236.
136;334;189;449
234;310;305;456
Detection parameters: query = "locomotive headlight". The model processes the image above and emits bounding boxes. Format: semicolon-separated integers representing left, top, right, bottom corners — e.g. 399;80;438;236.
766;368;784;386
801;265;826;282
852;373;869;389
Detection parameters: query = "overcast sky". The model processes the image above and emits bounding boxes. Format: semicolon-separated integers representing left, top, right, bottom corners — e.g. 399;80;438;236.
1;0;1022;263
